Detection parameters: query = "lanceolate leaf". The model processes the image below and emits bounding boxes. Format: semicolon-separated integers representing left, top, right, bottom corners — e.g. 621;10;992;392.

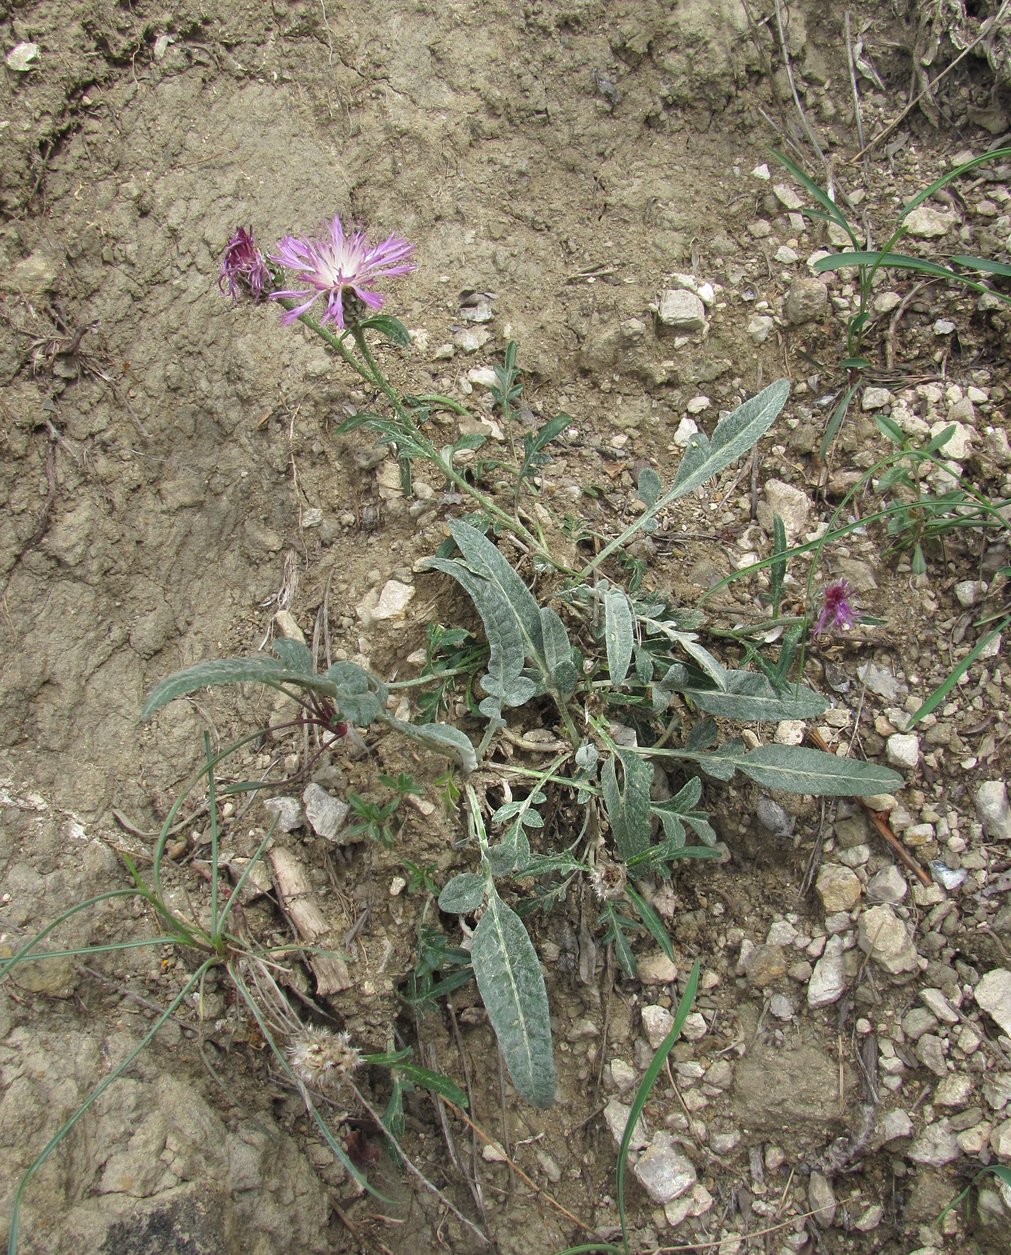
604;587;635;686
383;717;478;773
142;656;340;720
685;743;902;796
539;606;578;694
685;671;829;721
471;894;555;1108
668;380;790;503
601;750;654;860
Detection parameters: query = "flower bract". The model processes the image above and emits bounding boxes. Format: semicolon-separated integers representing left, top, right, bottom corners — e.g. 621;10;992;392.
269;215;415;329
813;580;857;636
219;226;271;301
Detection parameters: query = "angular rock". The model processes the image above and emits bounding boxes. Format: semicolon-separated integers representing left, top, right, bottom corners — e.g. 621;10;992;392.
908;1118;959;1165
302;783;351;843
656;289;706;332
756;478;811;542
867;865;908;903
975;968;1011;1036
886;733;920;770
858;905;919;974
808;936;847;1008
816;864;862;912
632;1132;697;1204
745;943;787;988
641;1004;674;1048
976;781;1011;841
904;205;955;238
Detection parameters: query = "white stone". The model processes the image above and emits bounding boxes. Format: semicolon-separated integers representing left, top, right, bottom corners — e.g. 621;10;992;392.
976;969;1011;1036
858;905;919;974
632;1133;697;1204
861;387;893;411
886;733;920;770
657;289;706;332
641;1004;674;1048
976;781;1011;840
609;1059;637;1091
876;1109;913;1144
673;417;699;447
955;580;985;607
262;796;303;833
603;1099;647;1149
373;578;415;620
934;1074;973;1107
302;783;351;843
808;936;847;1007
756;478;811;542
747;314;775;344
930;419;973;461
904;205;956;239
908;1119;960;1165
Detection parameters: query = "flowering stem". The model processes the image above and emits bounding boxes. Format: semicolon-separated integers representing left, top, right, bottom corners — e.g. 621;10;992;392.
283;301;573;570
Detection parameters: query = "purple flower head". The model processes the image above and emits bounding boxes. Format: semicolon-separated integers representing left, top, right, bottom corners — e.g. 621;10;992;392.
813;580;858;636
268;214;416;330
219;226;271;302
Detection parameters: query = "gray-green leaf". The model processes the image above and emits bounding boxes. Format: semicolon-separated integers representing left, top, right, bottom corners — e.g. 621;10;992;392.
686;672;829;720
669;379;790;502
383;717;477;773
692;743;902;796
604;587;635;686
471;894;555;1107
438;873;487;914
141;656;338;720
601;749;654;860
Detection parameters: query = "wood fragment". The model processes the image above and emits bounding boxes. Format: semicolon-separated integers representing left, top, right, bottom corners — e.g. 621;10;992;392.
806;728;932;887
268;845;352;993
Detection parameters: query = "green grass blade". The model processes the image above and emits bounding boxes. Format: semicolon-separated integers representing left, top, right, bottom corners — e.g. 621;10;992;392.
616;960;700;1253
768;149;858;246
952;254;1011;278
0;888;141;980
906;615;1011;728
900;146;1011;217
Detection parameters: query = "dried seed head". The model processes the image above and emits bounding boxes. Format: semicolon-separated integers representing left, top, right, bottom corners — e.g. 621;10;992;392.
589;858;627;901
288;1024;362;1087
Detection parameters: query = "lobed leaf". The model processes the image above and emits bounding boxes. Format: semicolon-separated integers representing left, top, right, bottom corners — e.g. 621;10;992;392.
471;894;555;1107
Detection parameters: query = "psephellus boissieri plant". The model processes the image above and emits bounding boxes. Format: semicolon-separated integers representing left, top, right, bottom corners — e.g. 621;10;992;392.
0;735;473;1255
771;145;1011;457
143;216;904;1111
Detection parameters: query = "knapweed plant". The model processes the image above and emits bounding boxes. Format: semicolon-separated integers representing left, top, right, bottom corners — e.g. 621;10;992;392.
0;735;466;1255
772;145;1011;453
144;218;905;1111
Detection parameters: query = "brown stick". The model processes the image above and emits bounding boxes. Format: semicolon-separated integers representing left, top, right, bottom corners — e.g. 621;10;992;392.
806;728;932;887
267;846;352;993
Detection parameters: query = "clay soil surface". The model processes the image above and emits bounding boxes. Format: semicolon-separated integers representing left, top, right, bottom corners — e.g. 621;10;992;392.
2;2;1011;1253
